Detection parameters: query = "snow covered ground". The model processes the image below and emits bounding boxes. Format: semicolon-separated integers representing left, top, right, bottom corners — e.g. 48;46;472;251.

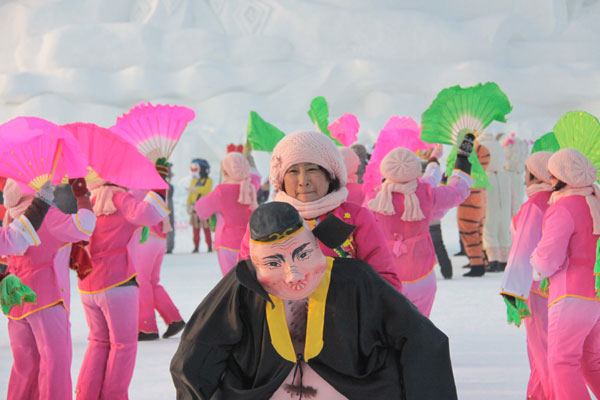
0;208;573;400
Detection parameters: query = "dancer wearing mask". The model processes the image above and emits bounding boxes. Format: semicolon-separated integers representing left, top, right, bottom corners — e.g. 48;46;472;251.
238;131;402;292
171;202;458;399
500;151;553;400
187;159;213;253
459;141;491;277
367;137;473;316
4;178;96;400
194;152;257;275
75;171;170;400
531;148;600;400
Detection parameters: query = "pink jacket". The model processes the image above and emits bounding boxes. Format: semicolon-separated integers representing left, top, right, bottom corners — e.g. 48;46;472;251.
8;207;96;319
501;190;551;300
131;189;168;240
78;191;169;293
0;216;40;255
194;184;252;251
370;173;471;282
345;182;365;206
238;202;403;292
531;195;600;306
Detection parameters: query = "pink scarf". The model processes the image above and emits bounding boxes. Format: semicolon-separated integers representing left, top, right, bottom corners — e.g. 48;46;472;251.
525;183;553;198
91;185;126;216
368;180;424;221
275;187;348;220
549;183;600;234
223;176;258;211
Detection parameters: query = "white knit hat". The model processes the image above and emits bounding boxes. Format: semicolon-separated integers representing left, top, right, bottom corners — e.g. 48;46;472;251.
525;151;552;184
548;148;598;187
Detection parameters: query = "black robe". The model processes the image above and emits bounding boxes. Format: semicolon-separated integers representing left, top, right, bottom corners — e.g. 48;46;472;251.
170;257;458;400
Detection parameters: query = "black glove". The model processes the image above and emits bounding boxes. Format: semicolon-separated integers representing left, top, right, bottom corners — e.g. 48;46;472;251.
23;197;51;231
454;133;475;175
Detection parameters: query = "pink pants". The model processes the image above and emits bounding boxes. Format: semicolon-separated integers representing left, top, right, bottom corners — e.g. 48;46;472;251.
401;270;437;318
217;248;239;276
136;235;182;333
524;292;550;400
8;304;72;400
547;296;600;400
76;286;138;400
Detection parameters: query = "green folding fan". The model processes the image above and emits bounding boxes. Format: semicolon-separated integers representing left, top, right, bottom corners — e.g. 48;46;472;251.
531;132;559;154
307;96;342;146
246;111;286;152
553;111;600;173
421;82;513;145
1;274;37;315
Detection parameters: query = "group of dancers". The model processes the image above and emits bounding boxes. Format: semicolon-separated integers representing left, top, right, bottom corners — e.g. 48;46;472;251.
1;119;599;399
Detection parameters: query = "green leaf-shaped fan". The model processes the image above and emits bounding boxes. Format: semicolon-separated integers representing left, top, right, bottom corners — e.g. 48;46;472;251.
553;111;600;171
246;111;286;152
531;132;559;154
307;96;342;146
1;274;37;315
421;82;513;145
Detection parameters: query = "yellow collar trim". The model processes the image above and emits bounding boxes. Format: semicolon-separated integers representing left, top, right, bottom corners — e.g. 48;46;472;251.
265;257;334;363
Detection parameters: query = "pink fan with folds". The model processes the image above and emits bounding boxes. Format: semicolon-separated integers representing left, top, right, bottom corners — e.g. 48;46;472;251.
329;114;359;146
62;123;168;190
110;102;195;163
0;117;88;193
362;116;430;196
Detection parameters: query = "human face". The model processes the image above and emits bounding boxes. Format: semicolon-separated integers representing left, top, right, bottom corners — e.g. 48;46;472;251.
283;163;330;202
250;227;327;300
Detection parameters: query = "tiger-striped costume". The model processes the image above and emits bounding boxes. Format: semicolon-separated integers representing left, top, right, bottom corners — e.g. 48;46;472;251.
457;142;490;266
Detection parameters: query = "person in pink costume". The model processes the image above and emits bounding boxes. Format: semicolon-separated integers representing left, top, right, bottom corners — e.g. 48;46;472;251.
338;146;364;206
127;190;185;341
75;177;170;400
367;141;473;317
4;178;96;400
531;148;600;400
500;151;554;400
238;130;403;292
195;152;257;276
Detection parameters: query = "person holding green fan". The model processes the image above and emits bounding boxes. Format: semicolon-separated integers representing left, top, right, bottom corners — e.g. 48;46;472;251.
530;148;600;400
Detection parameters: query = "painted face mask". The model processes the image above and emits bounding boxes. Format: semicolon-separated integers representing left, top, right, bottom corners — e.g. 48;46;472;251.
190;163;200;179
250;226;327;301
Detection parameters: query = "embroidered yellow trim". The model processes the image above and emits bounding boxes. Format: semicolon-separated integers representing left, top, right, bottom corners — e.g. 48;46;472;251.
401;265;435;283
250;226;304;245
147;192;170;213
499;291;528;301
75;214;93;236
266;257;334;363
17;216;38;246
78;273;138;294
548;294;600;308
6;299;69;320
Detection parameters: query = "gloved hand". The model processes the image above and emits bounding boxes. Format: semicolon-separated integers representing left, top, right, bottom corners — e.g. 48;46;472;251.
454;133;475;174
35;181;55;205
69;178;89;197
155;157;170;181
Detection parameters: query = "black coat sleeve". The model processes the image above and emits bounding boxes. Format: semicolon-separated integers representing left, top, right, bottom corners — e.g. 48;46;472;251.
170;273;244;400
368;264;458;400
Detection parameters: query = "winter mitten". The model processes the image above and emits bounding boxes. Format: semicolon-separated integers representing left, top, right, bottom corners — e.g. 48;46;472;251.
23;197;51;231
35;181;55;205
454;133;475;175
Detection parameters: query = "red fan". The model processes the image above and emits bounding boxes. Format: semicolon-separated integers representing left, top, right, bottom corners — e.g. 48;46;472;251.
0;117;88;193
62;123;167;190
110;102;195;163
